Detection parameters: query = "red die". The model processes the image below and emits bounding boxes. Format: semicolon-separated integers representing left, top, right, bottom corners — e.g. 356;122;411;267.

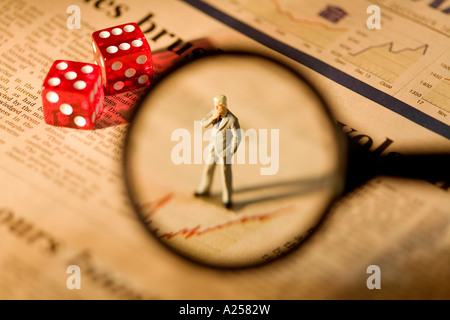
42;60;104;130
92;22;152;94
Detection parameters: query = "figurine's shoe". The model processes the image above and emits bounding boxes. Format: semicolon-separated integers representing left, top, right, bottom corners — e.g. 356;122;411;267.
194;191;209;197
224;201;233;209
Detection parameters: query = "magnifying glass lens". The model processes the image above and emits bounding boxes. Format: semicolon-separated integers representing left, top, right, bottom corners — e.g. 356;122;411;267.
124;52;344;268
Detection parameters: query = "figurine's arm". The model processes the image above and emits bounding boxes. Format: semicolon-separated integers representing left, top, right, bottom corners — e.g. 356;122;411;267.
221;116;241;160
201;110;216;128
230;118;241;154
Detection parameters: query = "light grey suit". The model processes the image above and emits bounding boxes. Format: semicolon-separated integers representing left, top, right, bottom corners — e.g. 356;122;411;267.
196;109;241;205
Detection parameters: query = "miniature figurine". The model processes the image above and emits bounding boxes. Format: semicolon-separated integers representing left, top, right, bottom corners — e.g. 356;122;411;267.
195;94;241;209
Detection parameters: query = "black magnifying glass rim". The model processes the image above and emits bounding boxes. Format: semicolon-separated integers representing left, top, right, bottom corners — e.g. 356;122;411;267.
122;49;349;269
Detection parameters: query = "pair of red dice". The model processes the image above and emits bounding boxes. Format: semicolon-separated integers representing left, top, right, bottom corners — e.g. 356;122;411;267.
41;22;152;129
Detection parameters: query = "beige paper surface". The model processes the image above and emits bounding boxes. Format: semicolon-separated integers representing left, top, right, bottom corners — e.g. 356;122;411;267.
0;0;449;299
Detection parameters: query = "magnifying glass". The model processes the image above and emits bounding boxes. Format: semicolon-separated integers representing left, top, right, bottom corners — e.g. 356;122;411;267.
123;51;347;268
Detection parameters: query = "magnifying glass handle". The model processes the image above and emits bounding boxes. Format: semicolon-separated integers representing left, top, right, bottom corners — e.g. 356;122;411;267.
374;153;450;180
345;140;450;192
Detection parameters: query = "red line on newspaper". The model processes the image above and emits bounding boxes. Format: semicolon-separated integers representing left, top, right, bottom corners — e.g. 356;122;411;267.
141;193;174;222
158;206;293;240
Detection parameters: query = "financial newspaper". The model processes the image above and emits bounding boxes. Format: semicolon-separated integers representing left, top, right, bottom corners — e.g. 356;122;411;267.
0;0;449;299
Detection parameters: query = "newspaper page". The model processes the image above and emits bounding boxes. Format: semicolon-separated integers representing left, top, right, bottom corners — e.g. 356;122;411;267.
0;0;449;300
186;0;450;138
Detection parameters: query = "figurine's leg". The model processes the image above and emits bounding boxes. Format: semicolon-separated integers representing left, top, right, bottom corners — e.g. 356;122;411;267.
195;151;216;196
222;162;232;208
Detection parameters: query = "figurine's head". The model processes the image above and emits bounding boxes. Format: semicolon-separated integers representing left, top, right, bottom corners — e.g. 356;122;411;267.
213;94;227;117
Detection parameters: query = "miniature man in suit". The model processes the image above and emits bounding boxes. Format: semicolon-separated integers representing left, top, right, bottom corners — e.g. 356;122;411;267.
195;94;241;209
